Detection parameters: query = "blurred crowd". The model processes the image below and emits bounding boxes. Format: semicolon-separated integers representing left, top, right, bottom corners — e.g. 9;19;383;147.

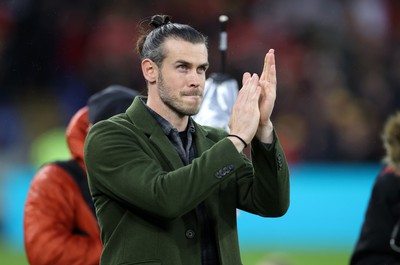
1;0;399;165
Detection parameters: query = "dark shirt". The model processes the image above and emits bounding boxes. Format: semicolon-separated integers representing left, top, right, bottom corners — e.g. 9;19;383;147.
350;167;400;265
141;98;220;265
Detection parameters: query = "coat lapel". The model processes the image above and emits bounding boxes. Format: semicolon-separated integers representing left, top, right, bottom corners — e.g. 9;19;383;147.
126;97;184;170
125;97;220;169
193;123;215;156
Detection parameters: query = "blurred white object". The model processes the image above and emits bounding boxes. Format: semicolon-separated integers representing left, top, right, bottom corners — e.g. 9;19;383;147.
193;73;238;132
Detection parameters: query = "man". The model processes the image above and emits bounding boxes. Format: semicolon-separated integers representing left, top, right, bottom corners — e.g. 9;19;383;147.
24;85;138;265
84;14;290;265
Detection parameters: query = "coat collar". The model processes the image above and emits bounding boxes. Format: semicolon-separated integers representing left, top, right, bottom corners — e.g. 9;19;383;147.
126;96;213;169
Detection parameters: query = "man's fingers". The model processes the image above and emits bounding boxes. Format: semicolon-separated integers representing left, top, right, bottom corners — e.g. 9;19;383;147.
260;49;275;82
268;50;276;84
243;74;260;94
249;73;259;93
237;73;260;105
270;64;277;85
242;72;251;86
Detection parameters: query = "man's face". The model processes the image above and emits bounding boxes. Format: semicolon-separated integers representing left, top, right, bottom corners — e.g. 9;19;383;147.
157;38;209;117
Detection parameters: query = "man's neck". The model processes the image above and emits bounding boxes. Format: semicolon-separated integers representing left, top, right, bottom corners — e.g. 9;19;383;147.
163;112;189;132
146;99;189;132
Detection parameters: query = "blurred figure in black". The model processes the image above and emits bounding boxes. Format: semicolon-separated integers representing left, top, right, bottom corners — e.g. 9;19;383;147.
350;112;400;265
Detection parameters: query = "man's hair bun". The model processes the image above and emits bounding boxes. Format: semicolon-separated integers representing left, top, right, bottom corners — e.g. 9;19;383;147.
149;15;171;29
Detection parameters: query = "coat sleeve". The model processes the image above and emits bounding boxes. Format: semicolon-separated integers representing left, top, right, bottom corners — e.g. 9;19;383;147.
235;131;290;217
24;164;102;265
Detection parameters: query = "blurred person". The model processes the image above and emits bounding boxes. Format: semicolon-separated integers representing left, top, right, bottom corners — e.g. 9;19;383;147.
23;85;139;265
350;112;400;264
84;14;290;265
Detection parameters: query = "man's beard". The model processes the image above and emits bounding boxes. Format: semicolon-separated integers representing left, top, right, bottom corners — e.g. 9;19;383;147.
158;72;202;117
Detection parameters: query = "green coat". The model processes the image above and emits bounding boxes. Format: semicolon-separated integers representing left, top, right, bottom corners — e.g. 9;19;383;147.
84;96;290;265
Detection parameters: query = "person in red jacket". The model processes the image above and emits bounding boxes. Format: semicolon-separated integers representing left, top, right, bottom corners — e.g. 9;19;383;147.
23;85;139;265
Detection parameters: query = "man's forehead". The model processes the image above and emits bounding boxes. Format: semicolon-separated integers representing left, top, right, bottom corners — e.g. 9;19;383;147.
163;38;208;63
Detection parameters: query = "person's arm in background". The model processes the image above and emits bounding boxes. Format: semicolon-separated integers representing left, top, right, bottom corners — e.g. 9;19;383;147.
24;164;102;265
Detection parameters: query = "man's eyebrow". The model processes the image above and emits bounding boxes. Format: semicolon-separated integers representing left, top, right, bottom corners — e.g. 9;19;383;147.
175;60;209;68
199;62;210;68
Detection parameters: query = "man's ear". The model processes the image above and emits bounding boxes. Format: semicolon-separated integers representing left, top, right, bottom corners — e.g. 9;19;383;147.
141;59;158;84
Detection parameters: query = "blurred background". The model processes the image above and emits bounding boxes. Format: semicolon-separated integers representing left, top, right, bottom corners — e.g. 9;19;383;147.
1;0;399;264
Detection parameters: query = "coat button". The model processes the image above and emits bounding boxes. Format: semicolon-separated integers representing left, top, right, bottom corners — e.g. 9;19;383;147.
215;164;235;179
215;170;223;179
185;229;195;239
277;154;283;169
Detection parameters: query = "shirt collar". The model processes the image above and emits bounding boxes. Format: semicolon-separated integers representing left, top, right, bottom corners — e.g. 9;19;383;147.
139;97;196;135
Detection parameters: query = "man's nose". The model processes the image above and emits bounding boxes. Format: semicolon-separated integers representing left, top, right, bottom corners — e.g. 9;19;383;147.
188;71;201;87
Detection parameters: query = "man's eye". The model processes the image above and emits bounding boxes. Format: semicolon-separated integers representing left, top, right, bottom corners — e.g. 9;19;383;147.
178;65;187;70
197;66;208;74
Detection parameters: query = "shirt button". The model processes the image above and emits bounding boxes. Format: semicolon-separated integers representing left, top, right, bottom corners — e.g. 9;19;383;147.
185;229;195;239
